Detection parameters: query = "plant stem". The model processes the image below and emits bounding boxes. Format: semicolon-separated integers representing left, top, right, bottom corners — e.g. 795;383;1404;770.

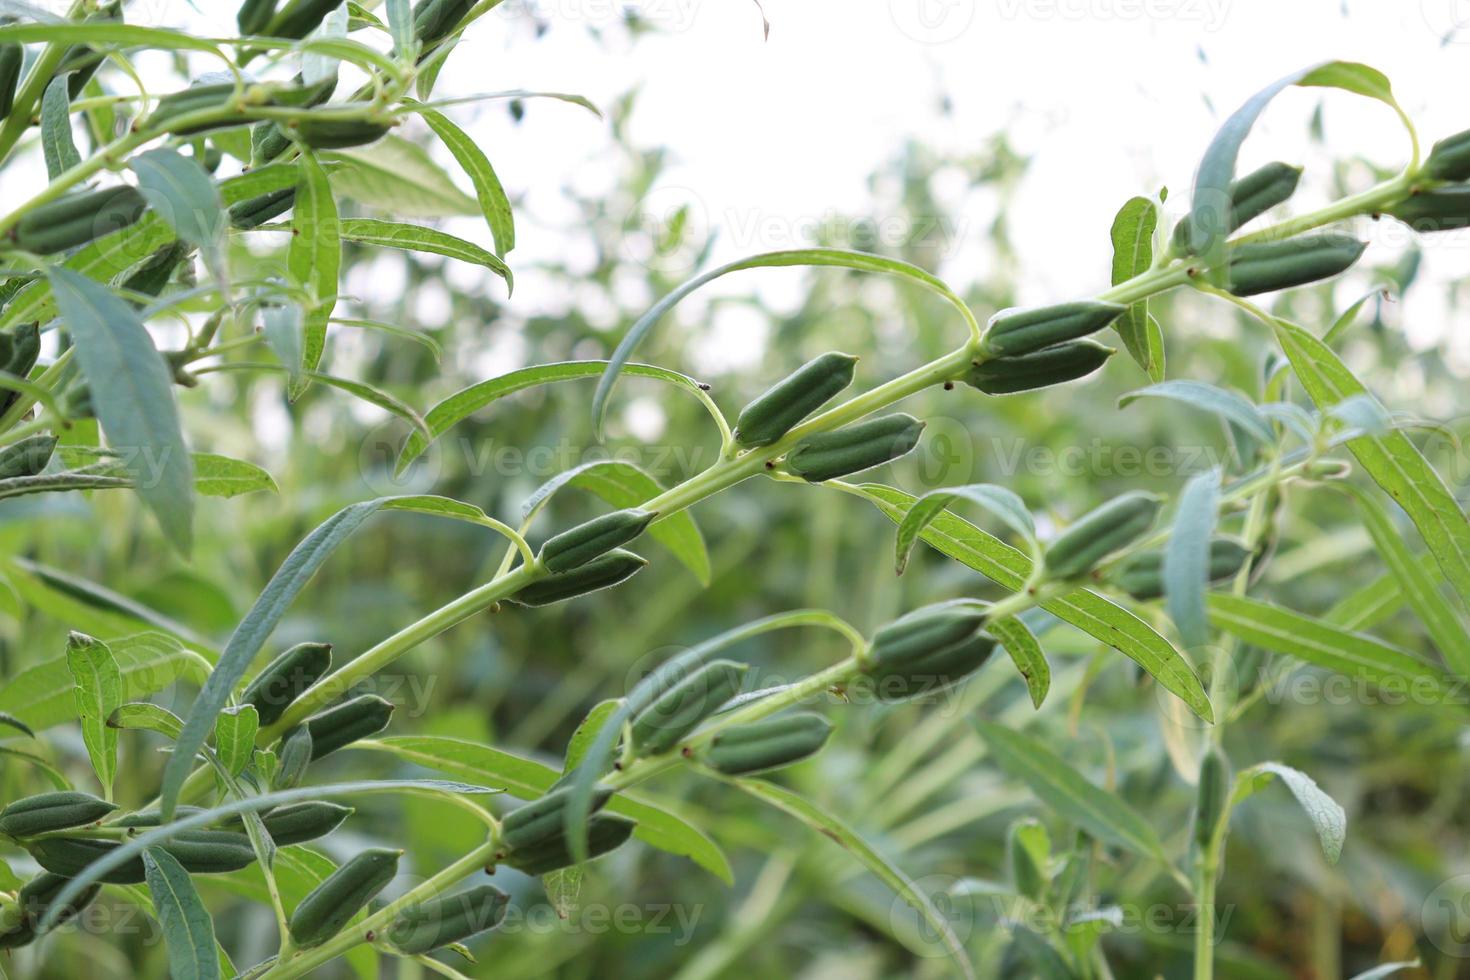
1192;839;1219;980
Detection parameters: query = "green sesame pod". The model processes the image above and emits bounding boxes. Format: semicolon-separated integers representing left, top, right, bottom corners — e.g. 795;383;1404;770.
266;0;347;40
980;301;1126;358
1425;129;1470;182
290;116;392;150
229;187;298;229
965;339;1114;395
28;838;144;883
629;660;748;755
501;786;615;851
733;351;859;447
144;82;242;136
288;847;400;947
413;0;476;45
1226;233;1366;297
387;883;509;954
11;186;148;254
112;806;208;828
238;0;279;34
1045;491;1163;580
508;549;647;606
0;791;117;837
1006;819;1048;901
257;802;353;845
240;641;334;727
540;508;657;573
0;873;100;948
1172;161;1303;251
29;831;255;883
702;712;834;775
304;694;394;760
865;633;996;701
273;725;313;789
1193;747;1231;850
503;814;636;877
1386;186;1470;233
163;830;257;874
1111;538;1252;601
868;600;988;667
0;434;57;480
783;413;925;483
250;72;337;165
121;241;192;300
0;44;20;121
0;321;38;417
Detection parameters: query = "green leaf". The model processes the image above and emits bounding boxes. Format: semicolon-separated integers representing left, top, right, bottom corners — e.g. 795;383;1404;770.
325;135;478;217
1165;468;1221;650
218;162;304;204
385;0;415;52
0;21;223;54
287;152;340;399
160;495;520;816
727;777;975;979
47;266;195;552
858;484;1212;721
48;448;276;499
110;701;185;739
1119;380;1274;444
523;459;710;586
894;483;1036;576
129;148;226;271
416;104;514;256
564;699;620;772
974;721;1168;863
196;362;428;437
41;74;80;180
0;711;34;738
1274;318;1470;610
143;847;221;980
67;631;122;798
986;615;1049;708
215;704;258;776
1339;484;1470;679
592;248;974;436
0;633;203;731
1231;762;1346;863
1208;593;1454;695
336;217;509;287
365;735;733;884
1188;61;1402;260
1108;195;1160;380
397;360;717;474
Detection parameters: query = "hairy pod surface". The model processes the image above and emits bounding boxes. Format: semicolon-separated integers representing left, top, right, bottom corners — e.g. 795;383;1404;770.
413;0;477;44
388;883;509;954
1172;161;1303;251
1111;538;1252;600
702;712;834;775
266;0;346;39
30;831;256;883
229;187;298;229
0;791;117;837
1193;747;1231;849
304;694;394;760
0;44;20;120
11;186;148;254
237;0;278;34
966;339;1114;395
509;549;647;606
630;659;748;755
290;117;393;150
122;242;192;299
113;806;207;828
288;847;401;947
273;725;313;789
980;301;1126;357
733;351;859;447
501;786;615;851
1225;233;1366;296
0;322;39;417
145;82;243;136
0;434;57;480
866;633;996;701
783;413;925;482
0;873;100;948
540;508;657;572
503;813;637;877
1045;491;1163;580
862;600;996;700
1386;187;1470;233
1425;129;1470;182
241;641;333;726
258;801;353;845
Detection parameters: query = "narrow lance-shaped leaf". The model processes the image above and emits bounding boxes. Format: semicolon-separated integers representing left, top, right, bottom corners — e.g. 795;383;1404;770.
68;631;122;799
1119;380;1274;444
41;73;80;180
143;847;221;980
287;151;340;399
47;266;195;552
986;615;1050;708
416;103;515;257
129;147;226;264
1165;468;1221;650
1108;195;1161;379
1232;762;1346;863
895;483;1036;575
215;705;259;776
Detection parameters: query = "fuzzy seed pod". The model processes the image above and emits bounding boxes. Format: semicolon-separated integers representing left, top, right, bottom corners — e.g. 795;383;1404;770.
0;434;57;480
0;44;20;121
238;0;279;34
501;786;615;851
1110;538;1252;601
0;873;101;948
388;883;509;954
980;301;1126;358
508;549;648;606
258;801;353;846
1172;161;1303;252
503;813;636;877
1226;233;1366;296
29;831;256;883
965;339;1114;395
0;791;117;837
229;187;298;229
11;186;148;254
144;82;242;136
863;600;996;700
629;659;747;755
288;847;400;947
273;725;313;789
1386;186;1470;233
290;116;392;150
304;694;394;760
266;0;347;40
702;712;834;775
240;642;333;727
1425;129;1470;182
413;0;477;45
783;413;925;482
540;509;657;573
1045;491;1163;580
1193;746;1231;850
733;351;858;447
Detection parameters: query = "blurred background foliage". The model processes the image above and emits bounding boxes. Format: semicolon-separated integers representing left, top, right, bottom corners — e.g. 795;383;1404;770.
3;16;1470;980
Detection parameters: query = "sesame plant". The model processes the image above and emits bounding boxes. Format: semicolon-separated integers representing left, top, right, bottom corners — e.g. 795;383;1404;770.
0;1;1467;975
